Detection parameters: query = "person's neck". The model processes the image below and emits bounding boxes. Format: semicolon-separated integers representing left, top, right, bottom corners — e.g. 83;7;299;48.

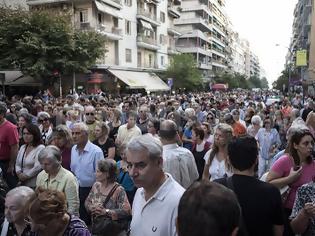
98;135;108;144
144;172;167;201
0;117;6;126
233;168;255;177
161;139;177;146
14;220;26;235
77;140;88;151
100;180;114;189
39;214;69;236
86;120;95;125
196;139;203;145
127;124;134;129
49;166;61;179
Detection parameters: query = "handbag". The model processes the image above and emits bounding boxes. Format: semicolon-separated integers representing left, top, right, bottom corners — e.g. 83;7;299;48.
91;183;128;235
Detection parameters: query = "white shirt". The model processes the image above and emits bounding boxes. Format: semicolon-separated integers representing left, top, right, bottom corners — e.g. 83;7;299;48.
130;174;185;236
162;144;199;189
116;124;142;146
204;149;231;181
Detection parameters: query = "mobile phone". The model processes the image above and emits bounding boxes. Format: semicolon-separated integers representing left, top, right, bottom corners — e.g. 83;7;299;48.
294;166;300;171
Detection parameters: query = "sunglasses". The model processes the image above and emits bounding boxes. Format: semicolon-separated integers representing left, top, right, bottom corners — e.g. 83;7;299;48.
38;118;49;123
207;117;214;120
85;113;95;116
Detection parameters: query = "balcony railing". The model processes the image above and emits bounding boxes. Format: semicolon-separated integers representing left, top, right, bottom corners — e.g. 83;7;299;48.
97;25;122;35
137;35;158;45
137;8;157;21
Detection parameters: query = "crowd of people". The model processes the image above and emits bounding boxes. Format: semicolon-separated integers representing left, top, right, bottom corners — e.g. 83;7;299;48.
0;89;314;236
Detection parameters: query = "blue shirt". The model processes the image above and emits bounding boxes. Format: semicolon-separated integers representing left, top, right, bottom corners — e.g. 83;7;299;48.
117;161;135;192
70;141;104;187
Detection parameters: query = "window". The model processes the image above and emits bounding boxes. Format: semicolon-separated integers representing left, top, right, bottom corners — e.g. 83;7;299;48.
79;10;88;23
160;11;165;23
161;56;164;66
137;52;142;67
125;20;131;35
98;13;102;24
126;49;132;63
125;0;132;6
149;54;153;67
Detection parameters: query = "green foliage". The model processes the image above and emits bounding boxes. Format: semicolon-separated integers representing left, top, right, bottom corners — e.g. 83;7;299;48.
248;76;262;88
272;70;289;91
260;77;269;88
166;54;203;90
214;73;249;89
0;8;106;85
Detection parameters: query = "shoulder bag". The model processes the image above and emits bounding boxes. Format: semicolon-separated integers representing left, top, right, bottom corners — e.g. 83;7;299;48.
91;183;129;236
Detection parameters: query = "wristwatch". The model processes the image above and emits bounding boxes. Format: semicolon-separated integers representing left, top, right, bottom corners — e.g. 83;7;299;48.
105;209;110;215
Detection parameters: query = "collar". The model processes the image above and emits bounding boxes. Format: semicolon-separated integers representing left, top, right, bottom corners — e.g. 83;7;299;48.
43;167;65;183
163;143;179;150
140;173;173;202
75;140;92;153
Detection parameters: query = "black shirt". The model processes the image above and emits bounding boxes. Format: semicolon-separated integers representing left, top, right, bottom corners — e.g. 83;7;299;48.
215;175;284;236
93;138;115;158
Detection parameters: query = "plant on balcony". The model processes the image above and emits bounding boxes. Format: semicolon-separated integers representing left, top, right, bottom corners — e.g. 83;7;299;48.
165;54;203;90
0;7;106;87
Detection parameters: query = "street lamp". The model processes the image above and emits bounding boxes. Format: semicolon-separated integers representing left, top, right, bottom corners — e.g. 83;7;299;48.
275;44;294;93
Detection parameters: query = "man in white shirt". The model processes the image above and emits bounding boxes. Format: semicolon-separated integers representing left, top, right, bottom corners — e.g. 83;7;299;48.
126;134;185;236
160;120;199;189
116;111;141;148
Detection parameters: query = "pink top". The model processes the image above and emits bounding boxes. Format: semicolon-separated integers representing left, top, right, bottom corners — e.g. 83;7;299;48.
271;155;315;209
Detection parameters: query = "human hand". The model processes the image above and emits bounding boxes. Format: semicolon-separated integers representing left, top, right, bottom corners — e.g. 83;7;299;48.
7;164;14;175
302;202;315;218
288;166;302;183
18;173;28;182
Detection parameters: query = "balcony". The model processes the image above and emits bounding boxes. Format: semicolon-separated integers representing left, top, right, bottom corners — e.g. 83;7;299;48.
167;27;181;36
100;0;123;9
177;46;212;57
137;35;160;50
198;62;212;70
211;35;226;47
26;0;71;5
137;8;160;26
211;47;225;58
97;25;123;40
174;17;212;32
138;62;159;69
168;6;180;18
167;46;179;55
211;59;227;68
79;22;92;30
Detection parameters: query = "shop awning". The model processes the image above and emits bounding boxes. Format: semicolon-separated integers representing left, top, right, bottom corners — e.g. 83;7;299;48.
108;69;169;91
0;71;40;86
140;20;153;31
95;1;122;19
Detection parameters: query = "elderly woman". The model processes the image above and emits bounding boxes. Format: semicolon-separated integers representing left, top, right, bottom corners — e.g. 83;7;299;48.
93;122;116;159
3;186;34;236
85;159;131;235
28;188;91;236
202;123;234;181
37;111;53;145
247;115;262;137
15;124;45;188
256;116;281;177
50;125;73;170
36;145;79;216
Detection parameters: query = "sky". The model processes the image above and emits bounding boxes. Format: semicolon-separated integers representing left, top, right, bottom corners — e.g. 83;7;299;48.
225;0;298;85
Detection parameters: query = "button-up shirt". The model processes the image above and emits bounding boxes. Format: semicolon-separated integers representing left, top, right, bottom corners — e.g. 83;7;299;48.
70;141;104;187
130;174;185;236
36;166;79;215
162;144;199;189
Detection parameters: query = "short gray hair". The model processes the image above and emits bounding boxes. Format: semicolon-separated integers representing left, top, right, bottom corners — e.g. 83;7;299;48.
251;115;262;125
72;122;89;134
7;186;35;202
38;145;62;164
37;111;51;119
127;134;162;161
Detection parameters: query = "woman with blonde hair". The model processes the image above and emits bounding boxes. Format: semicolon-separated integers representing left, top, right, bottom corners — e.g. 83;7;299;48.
305;111;315;137
202;123;234;181
93;122;116;159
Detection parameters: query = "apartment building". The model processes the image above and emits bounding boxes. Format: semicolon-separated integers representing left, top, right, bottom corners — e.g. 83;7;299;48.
0;0;28;9
26;0;174;92
173;0;228;80
288;0;315;82
228;31;246;75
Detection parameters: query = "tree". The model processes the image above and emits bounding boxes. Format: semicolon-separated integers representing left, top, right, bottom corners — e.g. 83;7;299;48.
214;72;249;89
260;77;269;88
248;76;261;88
272;70;289;91
166;54;203;90
0;8;106;86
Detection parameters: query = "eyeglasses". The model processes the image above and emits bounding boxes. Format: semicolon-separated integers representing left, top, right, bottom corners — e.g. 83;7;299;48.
207;117;214;120
85;113;95;116
38;118;49;123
